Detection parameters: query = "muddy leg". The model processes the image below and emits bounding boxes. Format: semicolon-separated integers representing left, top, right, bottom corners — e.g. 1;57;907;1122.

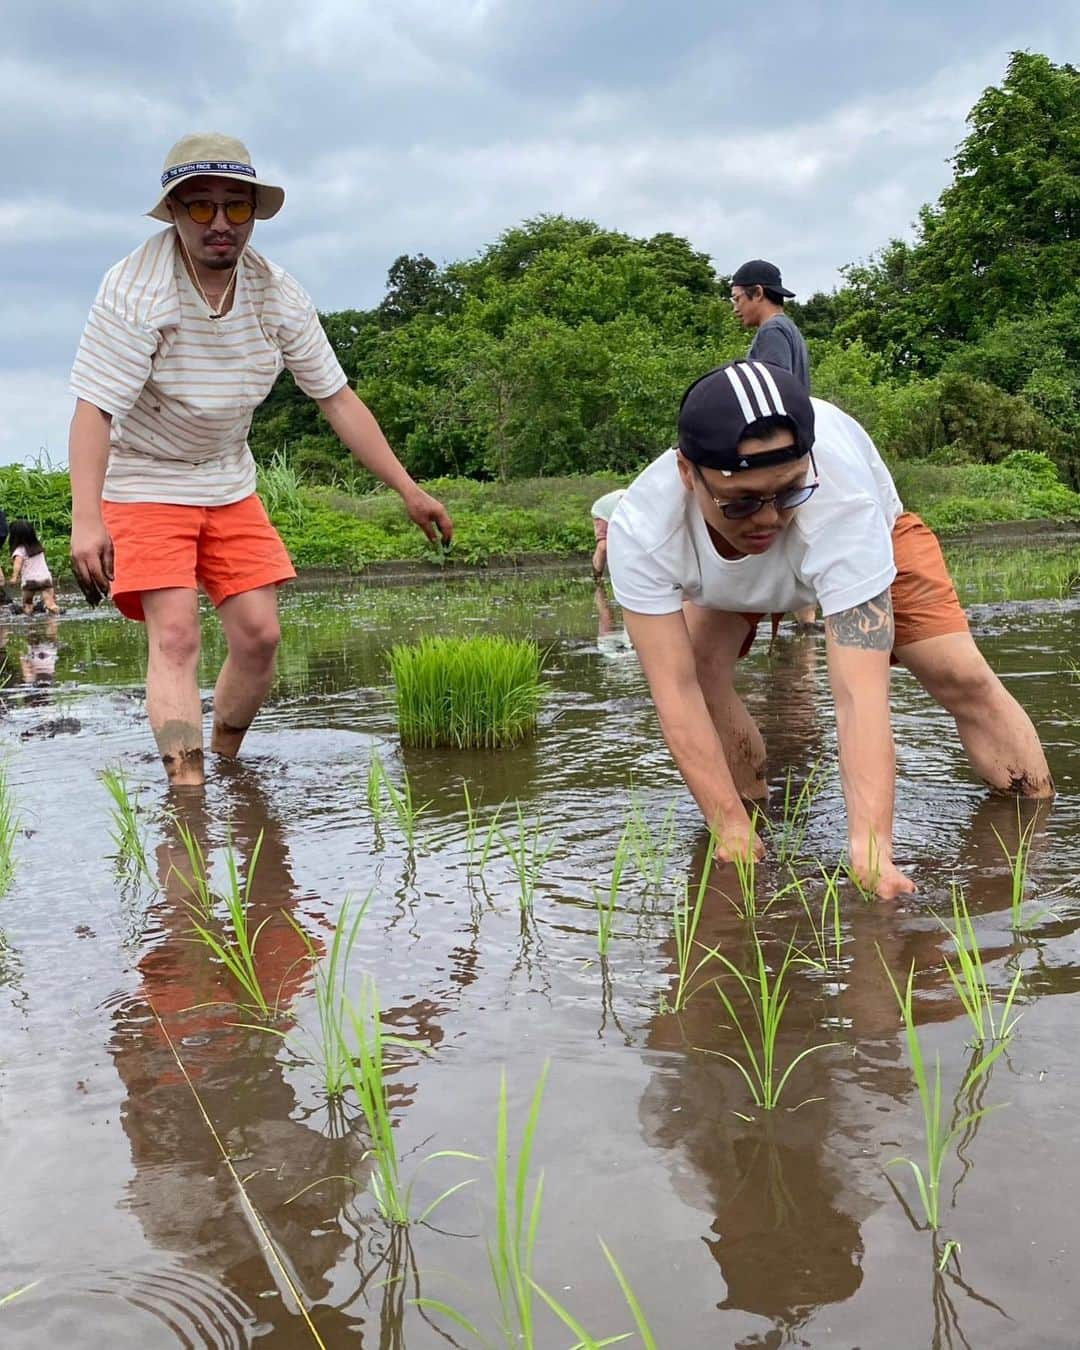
142;588;205;787
210;585;281;759
895;631;1054;798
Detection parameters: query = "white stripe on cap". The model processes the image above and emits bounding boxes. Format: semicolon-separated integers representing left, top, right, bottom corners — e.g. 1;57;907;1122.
738;362;774;417
750;361;788;416
723;365;756;422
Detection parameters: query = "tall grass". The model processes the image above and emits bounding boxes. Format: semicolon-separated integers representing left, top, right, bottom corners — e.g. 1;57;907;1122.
991;805;1039;930
0;763;18;899
702;932;840;1113
881;957;1007;1230
499;804;555;915
174;824;274;1017
940;885;1022;1045
100;766;152;885
257;448;307;527
390;636;544;749
343;978;479;1226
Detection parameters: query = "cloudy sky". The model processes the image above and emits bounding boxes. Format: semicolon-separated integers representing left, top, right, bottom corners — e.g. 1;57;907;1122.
4;0;1077;465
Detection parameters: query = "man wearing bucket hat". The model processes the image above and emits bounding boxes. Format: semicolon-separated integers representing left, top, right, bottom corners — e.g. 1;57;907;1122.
68;134;452;786
607;360;1053;899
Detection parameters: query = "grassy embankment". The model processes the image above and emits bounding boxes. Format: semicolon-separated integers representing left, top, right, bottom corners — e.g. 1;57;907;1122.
2;451;1078;578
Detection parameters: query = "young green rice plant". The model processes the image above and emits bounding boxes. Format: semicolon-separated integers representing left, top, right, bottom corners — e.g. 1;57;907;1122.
342;978;478;1226
595;824;633;957
174;824;274;1017
991;804;1039;930
0;1281;40;1308
769;761;824;867
666;837;718;1013
784;863;844;972
724;808;764;920
880;956;1007;1230
100;765;152;884
0;763;18;899
939;884;1022;1046
463;780;504;877
366;751;386;826
701;931;841;1114
499;804;555;914
390;635;544;749
381;767;431;853
281;894;371;1101
625;793;678;890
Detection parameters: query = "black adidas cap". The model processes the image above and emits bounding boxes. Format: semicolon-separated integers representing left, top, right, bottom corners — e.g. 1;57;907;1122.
677;360;815;474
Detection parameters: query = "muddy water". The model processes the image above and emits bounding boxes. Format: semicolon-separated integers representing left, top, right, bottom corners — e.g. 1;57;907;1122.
0;541;1077;1349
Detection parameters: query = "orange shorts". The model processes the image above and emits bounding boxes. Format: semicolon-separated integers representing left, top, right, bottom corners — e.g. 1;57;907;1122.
740;512;968;658
101;494;296;623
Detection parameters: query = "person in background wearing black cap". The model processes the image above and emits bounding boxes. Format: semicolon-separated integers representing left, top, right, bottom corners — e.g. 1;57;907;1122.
607;360;1053;900
730;260;810;391
731;259;817;629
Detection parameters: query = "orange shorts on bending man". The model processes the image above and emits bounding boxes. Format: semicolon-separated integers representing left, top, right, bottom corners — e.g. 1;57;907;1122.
101;494;296;622
739;512;969;658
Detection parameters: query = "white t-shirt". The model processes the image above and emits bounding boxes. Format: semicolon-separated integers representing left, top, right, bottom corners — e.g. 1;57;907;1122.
608;399;903;619
70;229;348;507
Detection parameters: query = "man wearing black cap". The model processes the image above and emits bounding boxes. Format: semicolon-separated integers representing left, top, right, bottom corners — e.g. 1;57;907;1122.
607;360;1052;900
730;260;810;391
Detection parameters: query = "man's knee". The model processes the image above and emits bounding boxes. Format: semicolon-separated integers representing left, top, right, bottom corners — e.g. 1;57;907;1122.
151;617;201;669
931;655;1002;716
231;617;281;668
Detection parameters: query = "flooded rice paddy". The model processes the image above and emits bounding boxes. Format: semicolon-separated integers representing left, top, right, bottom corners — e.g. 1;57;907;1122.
0;538;1078;1349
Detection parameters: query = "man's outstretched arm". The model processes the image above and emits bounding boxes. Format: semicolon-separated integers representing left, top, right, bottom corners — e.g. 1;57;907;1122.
623;608;763;860
824;588;915;900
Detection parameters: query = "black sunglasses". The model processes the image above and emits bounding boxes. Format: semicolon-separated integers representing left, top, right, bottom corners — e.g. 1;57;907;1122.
694;450;819;520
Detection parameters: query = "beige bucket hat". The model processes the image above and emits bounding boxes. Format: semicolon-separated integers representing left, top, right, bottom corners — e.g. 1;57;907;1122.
147;132;285;222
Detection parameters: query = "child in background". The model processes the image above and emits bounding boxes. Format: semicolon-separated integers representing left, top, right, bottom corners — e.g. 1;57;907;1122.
590;488;627;582
9;520;60;616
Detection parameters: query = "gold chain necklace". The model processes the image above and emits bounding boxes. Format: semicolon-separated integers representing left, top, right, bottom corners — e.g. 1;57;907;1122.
177;232;242;318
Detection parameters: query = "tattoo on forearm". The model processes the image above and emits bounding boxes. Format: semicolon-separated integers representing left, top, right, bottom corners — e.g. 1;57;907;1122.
825;589;894;650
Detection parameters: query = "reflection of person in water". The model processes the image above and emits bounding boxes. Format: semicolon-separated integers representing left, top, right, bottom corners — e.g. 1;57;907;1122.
19;637;58;686
107;770;380;1338
594;581;633;658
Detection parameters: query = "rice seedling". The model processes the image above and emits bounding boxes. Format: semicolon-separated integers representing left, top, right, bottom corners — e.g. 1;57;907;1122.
0;763;18;899
939;884;1022;1045
174;824;274;1017
701;931;840;1113
769;761;824;866
390;635;544;749
595;824;633;956
666;837;718;1013
463;781;504;877
381;769;430;853
100;765;152;884
785;864;844;972
366;751;386;826
0;1281;40;1308
880;956;1007;1230
724;808;763;920
342;978;479;1226
281;895;371;1101
991;804;1039;930
625;794;678;890
499;804;555;914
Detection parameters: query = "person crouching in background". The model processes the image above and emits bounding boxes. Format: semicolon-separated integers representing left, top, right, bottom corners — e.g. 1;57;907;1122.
9;520;61;616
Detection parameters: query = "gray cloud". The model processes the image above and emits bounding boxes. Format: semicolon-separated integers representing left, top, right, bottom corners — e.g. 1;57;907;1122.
2;0;1078;464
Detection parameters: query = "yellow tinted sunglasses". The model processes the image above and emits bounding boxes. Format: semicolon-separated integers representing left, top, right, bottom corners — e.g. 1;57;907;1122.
176;198;255;225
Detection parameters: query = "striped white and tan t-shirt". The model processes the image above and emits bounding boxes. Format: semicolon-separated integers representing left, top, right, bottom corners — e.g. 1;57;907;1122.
70;228;347;506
